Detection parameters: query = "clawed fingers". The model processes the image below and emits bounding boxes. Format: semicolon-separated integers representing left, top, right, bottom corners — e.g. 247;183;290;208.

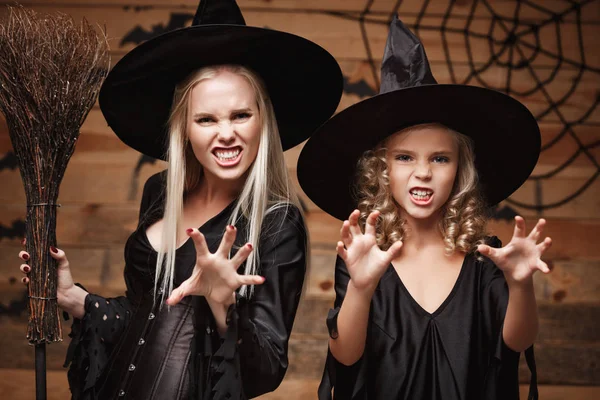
166;285;187;306
513;216;527;238
188;228;210;257
237;274;265;287
536;237;552;254
364;210;380;237
230;243;253;267
527;218;546;242
217;225;237;257
477;244;498;259
336;241;348;261
537;260;551;274
348;210;361;236
340;220;353;248
387;239;403;260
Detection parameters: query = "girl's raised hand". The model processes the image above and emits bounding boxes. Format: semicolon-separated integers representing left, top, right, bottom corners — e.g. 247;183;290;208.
166;225;265;306
477;216;552;284
337;210;403;292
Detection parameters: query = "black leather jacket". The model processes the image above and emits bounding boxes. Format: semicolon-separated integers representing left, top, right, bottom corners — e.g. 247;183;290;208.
64;172;307;400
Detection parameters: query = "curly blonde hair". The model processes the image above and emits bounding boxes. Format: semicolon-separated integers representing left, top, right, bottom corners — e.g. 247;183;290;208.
355;123;488;255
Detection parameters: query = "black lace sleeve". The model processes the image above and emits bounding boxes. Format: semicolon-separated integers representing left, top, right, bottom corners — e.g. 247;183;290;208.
64;291;132;399
63;172;165;399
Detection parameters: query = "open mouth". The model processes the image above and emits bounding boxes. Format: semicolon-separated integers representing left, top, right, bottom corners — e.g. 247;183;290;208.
410;188;434;203
212;146;242;165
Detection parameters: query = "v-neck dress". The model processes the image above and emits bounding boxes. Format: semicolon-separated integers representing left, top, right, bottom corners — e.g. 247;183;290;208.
318;240;538;400
64;171;307;400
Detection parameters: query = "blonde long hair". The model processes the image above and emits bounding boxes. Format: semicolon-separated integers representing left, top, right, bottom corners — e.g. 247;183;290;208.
356;123;487;254
155;65;300;300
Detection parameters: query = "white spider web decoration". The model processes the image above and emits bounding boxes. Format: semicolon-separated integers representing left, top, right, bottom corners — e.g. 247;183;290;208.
332;0;599;214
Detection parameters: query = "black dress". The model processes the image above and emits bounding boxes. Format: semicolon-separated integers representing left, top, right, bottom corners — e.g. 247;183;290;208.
64;171;307;400
318;238;538;400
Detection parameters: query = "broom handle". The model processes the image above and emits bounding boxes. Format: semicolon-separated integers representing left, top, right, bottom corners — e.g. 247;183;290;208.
35;343;47;400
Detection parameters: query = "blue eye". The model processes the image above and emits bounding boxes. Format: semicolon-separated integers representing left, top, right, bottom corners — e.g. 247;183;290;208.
233;112;251;120
395;154;412;162
196;117;214;124
433;156;449;163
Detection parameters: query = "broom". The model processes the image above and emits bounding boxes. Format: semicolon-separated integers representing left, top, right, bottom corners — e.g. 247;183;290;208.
0;5;109;399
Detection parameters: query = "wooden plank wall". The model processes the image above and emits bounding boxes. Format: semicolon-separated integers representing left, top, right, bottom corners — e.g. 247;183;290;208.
0;1;598;399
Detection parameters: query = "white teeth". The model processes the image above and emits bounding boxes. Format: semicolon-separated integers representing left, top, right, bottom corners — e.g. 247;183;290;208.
410;189;433;200
215;149;240;160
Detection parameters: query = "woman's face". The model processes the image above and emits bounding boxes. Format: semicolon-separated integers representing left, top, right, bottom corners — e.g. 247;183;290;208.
386;126;459;223
187;70;261;188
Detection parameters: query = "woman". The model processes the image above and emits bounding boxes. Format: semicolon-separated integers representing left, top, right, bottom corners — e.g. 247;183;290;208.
297;17;544;400
19;1;343;399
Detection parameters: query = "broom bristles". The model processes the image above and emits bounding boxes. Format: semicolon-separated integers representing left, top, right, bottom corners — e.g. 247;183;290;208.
0;5;110;344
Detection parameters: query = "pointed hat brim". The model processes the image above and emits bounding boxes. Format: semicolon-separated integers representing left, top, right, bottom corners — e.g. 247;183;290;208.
297;84;540;221
99;24;343;159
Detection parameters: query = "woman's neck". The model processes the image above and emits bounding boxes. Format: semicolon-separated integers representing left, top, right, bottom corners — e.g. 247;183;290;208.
186;176;240;208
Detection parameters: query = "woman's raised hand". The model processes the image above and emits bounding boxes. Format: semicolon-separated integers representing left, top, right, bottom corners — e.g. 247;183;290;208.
166;225;265;306
477;216;553;285
337;210;403;292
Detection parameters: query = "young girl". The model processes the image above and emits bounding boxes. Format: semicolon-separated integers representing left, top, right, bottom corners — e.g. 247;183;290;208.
297;17;547;400
18;1;342;399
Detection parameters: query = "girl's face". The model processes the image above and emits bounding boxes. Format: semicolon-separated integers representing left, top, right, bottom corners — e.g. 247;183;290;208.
187;70;261;188
386;126;459;223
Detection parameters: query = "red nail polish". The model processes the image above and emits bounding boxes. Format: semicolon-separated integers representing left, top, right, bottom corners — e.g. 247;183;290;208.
22;277;27;284
24;266;30;273
21;238;26;246
247;243;253;250
23;254;29;260
187;229;194;235
50;246;58;253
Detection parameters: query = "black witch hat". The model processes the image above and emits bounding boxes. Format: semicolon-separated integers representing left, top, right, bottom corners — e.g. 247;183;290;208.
297;16;540;221
99;0;343;160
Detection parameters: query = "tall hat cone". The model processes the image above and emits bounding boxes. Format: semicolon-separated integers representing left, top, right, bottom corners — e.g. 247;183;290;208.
297;16;540;221
99;0;344;159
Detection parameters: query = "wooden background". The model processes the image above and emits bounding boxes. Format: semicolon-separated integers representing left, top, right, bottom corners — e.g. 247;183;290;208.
0;1;599;399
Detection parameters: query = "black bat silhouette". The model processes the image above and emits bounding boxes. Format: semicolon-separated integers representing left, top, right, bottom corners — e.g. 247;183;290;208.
0;152;18;171
135;154;158;174
120;13;194;47
343;75;377;98
0;219;26;240
128;154;159;201
489;205;519;222
0;291;28;317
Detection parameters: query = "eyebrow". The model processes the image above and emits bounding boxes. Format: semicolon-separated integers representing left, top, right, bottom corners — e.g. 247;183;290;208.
230;108;253;114
192;108;253;119
430;150;454;156
389;148;454;155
